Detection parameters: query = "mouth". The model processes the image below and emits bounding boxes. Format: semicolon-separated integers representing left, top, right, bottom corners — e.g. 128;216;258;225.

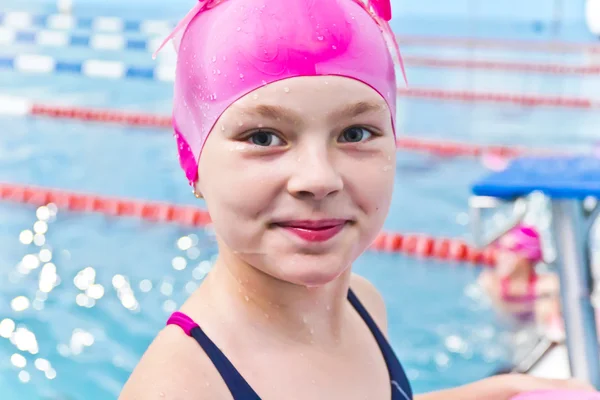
272;219;350;243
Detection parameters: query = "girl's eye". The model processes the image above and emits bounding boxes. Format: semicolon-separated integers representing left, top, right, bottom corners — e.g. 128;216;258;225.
248;131;285;147
338;127;373;143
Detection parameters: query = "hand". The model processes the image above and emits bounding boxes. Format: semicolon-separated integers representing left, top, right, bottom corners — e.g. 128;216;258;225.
484;374;596;399
416;374;597;400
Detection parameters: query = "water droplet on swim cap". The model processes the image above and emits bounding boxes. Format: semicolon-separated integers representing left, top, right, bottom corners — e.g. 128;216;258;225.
284;87;290;93
239;73;244;79
211;55;217;63
317;35;324;41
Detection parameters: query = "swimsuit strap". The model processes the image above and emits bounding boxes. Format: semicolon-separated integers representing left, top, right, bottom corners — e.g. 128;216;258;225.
347;289;413;400
500;273;538;303
167;290;413;400
527;272;538;299
167;312;261;399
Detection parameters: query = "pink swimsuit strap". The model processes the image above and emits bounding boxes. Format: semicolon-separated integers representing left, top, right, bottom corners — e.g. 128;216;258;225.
167;311;199;336
500;273;538;303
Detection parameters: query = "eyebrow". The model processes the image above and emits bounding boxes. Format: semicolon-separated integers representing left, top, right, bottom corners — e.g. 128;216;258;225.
331;101;385;120
252;104;303;125
244;101;384;125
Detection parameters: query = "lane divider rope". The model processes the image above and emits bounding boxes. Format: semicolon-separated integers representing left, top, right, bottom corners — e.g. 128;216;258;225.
0;95;172;127
397;34;600;54
403;56;600;76
0;26;164;52
394;137;579;158
0;11;173;35
0;54;175;82
398;87;598;109
0;182;497;266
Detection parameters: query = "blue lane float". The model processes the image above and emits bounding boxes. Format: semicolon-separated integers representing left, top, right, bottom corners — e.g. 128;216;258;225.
0;11;174;35
0;53;175;81
0;26;160;52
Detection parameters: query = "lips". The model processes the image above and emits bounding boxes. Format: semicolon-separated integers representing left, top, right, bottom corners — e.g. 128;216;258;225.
274;219;349;242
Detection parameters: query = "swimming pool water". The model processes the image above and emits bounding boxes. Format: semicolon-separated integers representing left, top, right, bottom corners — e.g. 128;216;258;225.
1;1;599;398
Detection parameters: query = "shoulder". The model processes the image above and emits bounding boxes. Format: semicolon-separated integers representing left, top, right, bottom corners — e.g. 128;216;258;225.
350;273;388;334
119;325;228;400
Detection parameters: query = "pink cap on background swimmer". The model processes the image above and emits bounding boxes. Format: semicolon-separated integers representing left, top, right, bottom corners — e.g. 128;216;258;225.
155;0;406;185
496;224;544;264
510;390;600;400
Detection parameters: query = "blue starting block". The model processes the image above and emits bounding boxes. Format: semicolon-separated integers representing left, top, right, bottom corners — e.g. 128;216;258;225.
472;156;600;387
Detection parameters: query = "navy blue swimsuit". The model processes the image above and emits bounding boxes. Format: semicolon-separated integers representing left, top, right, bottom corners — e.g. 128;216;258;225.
167;288;413;399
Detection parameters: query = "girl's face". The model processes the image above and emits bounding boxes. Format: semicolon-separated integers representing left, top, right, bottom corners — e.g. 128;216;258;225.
197;76;396;287
495;250;533;278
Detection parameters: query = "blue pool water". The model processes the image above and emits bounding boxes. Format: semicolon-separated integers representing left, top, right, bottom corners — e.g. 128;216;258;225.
1;1;600;398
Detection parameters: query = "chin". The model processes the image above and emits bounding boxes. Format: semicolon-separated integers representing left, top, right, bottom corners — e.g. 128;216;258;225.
274;254;353;288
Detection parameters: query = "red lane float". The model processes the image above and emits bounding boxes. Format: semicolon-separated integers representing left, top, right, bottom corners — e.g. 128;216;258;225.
0;95;171;128
394;136;577;158
0;183;497;266
397;35;600;54
370;231;497;266
0;183;210;227
397;87;598;109
404;55;600;75
31;104;172;128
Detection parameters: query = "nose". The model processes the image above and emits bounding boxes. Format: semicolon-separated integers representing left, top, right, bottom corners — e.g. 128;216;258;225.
287;146;343;201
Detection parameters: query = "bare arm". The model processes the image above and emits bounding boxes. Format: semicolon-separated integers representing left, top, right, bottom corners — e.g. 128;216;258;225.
415;374;595;400
414;376;516;400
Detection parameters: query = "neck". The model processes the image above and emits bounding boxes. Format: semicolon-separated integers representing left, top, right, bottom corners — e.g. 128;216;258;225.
199;249;353;346
507;261;533;281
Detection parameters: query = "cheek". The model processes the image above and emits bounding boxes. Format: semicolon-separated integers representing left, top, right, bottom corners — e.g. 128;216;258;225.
200;147;284;226
345;150;396;214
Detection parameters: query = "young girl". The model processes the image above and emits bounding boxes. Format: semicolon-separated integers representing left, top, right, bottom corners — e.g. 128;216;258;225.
479;224;560;325
121;0;595;398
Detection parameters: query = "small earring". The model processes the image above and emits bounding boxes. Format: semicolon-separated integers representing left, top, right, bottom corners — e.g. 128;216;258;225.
192;189;203;199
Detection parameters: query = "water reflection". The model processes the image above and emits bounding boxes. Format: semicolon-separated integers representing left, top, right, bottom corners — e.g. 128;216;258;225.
0;203;222;397
11;327;39;354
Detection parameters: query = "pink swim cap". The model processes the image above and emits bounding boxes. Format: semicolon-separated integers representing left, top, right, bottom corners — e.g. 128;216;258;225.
510;390;600;400
497;223;543;264
155;0;405;185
